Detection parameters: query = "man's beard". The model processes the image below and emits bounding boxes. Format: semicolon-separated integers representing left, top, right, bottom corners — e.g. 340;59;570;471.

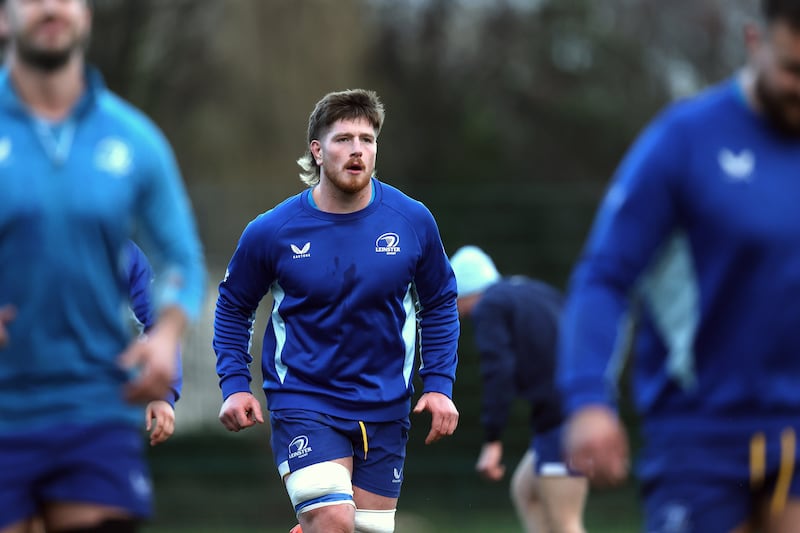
755;76;800;138
321;163;374;195
16;41;75;72
14;24;88;73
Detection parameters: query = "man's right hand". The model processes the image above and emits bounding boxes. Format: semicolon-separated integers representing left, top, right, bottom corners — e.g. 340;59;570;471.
0;305;17;348
219;391;264;432
564;404;630;487
476;441;506;481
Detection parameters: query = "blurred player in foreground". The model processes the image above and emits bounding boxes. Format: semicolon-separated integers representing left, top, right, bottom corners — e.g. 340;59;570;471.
559;0;800;531
0;0;205;530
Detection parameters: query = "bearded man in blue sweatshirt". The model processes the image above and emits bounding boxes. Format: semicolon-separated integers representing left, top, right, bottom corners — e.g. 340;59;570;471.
214;88;460;533
559;1;800;531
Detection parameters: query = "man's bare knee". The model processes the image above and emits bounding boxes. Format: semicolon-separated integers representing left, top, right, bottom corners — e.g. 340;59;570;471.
300;504;356;533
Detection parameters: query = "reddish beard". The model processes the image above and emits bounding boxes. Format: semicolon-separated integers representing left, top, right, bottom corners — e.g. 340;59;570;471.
321;161;373;194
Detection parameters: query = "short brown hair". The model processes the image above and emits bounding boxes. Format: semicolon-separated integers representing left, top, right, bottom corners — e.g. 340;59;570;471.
297;89;385;187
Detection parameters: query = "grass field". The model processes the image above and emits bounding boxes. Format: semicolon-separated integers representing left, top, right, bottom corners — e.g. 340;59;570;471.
143;487;640;533
142;430;642;532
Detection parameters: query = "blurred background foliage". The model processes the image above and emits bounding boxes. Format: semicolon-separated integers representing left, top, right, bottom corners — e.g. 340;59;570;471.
83;0;753;530
90;0;753;281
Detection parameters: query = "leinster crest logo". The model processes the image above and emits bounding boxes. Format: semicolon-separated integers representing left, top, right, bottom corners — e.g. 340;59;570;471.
288;435;312;460
375;233;400;255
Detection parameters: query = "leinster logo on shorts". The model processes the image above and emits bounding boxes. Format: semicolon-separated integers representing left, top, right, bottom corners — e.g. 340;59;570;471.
654;502;691;533
375;232;400;255
288;435;312;460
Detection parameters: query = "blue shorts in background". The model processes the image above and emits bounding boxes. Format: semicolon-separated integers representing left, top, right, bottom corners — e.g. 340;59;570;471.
270;408;410;498
531;424;583;477
0;422;151;528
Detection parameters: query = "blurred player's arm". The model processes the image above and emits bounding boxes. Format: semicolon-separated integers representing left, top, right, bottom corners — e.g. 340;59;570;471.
559;107;684;486
472;300;516;480
126;241;184;445
125;118;206;404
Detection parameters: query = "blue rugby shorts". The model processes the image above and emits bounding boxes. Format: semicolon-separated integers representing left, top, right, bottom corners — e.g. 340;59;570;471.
641;425;800;532
270;408;410;499
0;422;152;529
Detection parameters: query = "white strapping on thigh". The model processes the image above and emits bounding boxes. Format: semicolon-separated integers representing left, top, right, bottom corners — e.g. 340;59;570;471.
284;461;355;515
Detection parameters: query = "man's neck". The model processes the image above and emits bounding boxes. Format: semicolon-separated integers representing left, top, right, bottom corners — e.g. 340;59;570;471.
9;55;85;121
313;179;373;214
738;66;761;114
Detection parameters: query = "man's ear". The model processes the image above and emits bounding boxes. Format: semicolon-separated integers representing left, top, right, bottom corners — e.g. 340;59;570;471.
310;140;322;164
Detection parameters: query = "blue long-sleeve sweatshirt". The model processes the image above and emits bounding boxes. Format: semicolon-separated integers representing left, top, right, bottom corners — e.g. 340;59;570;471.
559;76;800;437
214;178;459;422
0;66;205;431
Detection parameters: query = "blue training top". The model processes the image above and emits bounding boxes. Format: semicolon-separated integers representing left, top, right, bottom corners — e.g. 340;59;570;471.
0;66;205;431
559;76;800;437
214;178;460;422
471;276;564;441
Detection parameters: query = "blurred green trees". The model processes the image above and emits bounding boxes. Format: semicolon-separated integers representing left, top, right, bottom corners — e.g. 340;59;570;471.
88;0;753;283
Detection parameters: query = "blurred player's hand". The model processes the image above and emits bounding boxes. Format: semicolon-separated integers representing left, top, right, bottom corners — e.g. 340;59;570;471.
412;391;459;445
146;400;175;446
564;404;629;487
120;306;184;403
219;391;264;432
476;441;506;481
0;304;16;348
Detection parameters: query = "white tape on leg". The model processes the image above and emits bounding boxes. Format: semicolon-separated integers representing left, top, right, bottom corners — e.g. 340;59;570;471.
284;461;355;514
354;509;396;533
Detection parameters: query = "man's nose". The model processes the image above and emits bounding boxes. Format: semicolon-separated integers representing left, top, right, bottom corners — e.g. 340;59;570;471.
41;0;61;11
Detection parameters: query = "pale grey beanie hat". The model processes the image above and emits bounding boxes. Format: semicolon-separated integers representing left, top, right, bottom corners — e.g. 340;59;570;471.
449;245;501;297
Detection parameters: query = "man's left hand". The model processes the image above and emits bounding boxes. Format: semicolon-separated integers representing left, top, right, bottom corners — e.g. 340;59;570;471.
412;392;459;444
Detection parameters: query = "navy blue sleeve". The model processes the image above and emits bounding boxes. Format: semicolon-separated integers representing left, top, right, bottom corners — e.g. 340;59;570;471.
165;352;183;407
213;216;274;400
126;240;183;406
127;241;155;332
412;206;460;398
471;297;516;441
